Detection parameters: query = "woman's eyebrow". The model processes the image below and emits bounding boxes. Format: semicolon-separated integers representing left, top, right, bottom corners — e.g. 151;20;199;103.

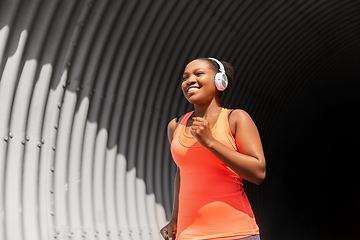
189;68;205;73
183;68;206;75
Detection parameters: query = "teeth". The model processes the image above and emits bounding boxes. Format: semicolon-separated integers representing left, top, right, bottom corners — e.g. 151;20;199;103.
188;88;199;93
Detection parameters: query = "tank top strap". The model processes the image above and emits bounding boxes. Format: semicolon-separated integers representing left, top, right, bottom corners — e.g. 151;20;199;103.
179;111;194;126
217;108;229;128
172;111;195;142
219;108;238;151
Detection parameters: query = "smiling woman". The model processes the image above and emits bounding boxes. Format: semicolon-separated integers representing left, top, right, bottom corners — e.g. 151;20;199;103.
160;58;265;240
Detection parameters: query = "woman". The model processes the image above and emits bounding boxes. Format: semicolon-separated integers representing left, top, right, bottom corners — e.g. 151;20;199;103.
160;58;266;240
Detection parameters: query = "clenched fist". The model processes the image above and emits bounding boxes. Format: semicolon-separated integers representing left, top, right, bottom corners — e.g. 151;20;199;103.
190;117;215;147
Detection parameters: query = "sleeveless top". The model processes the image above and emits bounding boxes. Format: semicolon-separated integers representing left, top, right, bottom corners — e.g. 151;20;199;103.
171;108;259;240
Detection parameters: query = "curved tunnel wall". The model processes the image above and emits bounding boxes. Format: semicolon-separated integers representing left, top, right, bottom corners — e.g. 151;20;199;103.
0;1;359;240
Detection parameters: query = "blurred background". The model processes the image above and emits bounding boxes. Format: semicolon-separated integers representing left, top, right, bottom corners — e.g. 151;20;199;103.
0;0;359;240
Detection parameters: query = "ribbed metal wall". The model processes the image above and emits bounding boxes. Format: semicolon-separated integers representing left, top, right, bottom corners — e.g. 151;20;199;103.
0;1;359;240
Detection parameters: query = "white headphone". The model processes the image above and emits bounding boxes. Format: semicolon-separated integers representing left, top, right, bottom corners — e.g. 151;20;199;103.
208;57;228;91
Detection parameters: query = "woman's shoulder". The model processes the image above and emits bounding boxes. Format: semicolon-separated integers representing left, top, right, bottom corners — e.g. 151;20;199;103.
167;111;194;142
227;108;255;134
227;108;251;121
167;118;177;143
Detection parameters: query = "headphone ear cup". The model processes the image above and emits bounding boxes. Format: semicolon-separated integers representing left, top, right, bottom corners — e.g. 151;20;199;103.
214;72;228;91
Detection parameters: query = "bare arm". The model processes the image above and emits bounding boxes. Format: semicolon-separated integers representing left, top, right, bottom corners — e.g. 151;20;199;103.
171;167;180;222
160;118;180;239
191;110;266;185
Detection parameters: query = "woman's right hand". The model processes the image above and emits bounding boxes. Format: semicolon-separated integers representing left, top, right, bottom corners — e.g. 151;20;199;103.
160;220;177;240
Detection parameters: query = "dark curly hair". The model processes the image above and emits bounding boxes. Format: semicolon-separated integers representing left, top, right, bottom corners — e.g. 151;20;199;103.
198;57;234;97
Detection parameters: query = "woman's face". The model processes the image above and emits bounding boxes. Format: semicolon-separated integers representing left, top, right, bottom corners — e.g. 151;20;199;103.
182;59;218;105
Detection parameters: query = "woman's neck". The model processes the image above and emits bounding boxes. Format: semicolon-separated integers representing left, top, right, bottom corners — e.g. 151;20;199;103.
193;100;222;119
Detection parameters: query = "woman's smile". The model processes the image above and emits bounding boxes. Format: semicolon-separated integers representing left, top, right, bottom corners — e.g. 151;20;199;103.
187;86;200;93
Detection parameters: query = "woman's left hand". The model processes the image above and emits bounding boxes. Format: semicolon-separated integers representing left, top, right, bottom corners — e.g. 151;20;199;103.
190;117;215;147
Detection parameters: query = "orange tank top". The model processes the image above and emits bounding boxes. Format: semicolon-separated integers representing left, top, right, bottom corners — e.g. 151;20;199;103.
171;108;259;240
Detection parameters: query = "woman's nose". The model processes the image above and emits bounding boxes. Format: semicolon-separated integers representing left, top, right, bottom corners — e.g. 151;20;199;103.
187;75;196;84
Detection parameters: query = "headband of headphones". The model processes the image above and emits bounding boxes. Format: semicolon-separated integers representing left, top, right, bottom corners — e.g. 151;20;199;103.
208;57;225;73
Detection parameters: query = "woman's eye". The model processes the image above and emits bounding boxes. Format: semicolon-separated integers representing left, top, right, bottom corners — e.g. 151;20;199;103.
196;72;204;76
